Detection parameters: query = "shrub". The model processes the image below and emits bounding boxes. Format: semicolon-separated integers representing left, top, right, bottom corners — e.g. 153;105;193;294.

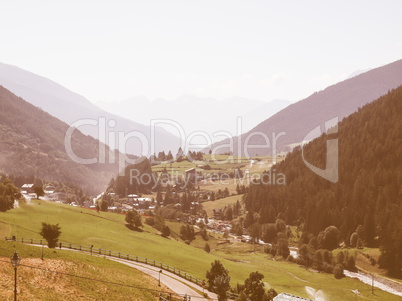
346;255;356;271
334;264;344;279
40;222;62;248
145;217;155;226
323;263;334;273
161;225;170;238
125;209;142;228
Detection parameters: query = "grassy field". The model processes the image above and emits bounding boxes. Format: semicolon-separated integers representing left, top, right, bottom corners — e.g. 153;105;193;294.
201;195;243;217
0;200;400;300
0;239;171;300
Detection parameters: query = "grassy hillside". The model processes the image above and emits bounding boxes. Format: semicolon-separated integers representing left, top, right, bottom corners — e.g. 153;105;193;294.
202;195;243;217
0;239;170;300
0;200;399;300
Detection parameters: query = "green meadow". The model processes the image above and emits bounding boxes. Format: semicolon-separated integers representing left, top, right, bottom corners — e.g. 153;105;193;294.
0;239;168;300
0;200;399;301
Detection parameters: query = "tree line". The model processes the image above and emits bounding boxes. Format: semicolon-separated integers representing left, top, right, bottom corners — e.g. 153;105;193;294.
243;87;402;276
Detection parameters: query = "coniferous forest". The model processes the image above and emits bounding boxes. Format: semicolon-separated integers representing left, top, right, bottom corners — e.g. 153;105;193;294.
244;86;402;275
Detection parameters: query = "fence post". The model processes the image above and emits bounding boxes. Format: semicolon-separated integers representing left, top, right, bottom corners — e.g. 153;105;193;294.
136;256;138;262
118;252;120;258
22;238;24;243
69;243;71;249
153;260;155;266
109;250;111;256
145;258;147;264
31;239;33;244
127;254;129;260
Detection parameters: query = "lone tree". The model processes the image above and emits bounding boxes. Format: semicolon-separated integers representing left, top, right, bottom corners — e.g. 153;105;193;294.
125;209;142;229
243;271;265;301
206;260;230;301
34;186;45;199
40;222;62;248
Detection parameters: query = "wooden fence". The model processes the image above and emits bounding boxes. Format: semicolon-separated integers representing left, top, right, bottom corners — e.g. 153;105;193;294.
5;237;238;299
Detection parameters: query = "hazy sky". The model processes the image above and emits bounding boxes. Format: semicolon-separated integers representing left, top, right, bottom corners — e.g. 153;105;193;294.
1;0;401;103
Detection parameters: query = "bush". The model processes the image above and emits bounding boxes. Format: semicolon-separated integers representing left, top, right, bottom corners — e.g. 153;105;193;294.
334;264;344;279
346;255;356;271
266;288;278;300
323;263;334;274
145;217;155;226
180;224;195;241
40;222;62;248
200;227;209;241
204;243;211;253
125;209;142;228
161;225;170;237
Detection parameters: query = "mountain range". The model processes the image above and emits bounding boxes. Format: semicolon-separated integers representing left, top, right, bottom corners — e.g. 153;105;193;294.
97;95;291;139
0;85;119;194
0;62;181;156
206;59;402;156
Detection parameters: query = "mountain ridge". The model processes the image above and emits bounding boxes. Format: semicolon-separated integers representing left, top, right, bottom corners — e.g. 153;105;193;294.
206;59;402;156
0;85;121;195
0;62;181;156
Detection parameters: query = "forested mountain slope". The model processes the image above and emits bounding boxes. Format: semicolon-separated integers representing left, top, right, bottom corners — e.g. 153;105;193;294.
0;86;120;194
244;86;402;275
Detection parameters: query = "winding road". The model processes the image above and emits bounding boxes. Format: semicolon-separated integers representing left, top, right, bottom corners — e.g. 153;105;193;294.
29;243;219;300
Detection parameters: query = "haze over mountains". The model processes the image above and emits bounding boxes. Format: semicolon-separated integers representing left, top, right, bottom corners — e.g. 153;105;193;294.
206;59;402;156
97;95;291;138
0;62;181;156
0;86;120;194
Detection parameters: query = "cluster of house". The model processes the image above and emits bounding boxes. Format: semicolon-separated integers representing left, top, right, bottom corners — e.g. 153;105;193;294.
20;183;59;199
89;193;155;213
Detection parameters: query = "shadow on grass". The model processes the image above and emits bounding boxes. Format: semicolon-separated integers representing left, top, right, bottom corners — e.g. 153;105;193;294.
125;224;144;232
